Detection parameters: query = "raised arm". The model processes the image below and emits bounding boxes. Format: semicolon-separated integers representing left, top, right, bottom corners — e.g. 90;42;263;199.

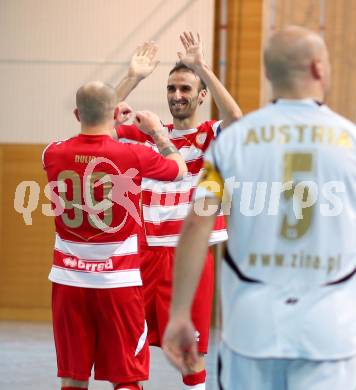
178;32;242;129
115;41;159;101
133;111;187;180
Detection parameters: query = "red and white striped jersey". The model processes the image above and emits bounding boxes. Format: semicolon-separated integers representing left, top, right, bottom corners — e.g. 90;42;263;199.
116;121;228;247
42;133;179;288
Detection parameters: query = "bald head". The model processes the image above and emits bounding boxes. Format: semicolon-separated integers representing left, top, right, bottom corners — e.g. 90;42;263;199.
264;26;330;95
76;81;118;126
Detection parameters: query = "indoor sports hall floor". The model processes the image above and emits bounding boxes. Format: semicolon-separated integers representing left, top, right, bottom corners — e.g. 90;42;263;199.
0;321;219;389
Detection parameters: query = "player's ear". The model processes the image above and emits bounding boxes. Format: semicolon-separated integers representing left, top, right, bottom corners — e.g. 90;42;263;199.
113;106;119;120
74;108;80;122
198;89;207;105
311;58;323;81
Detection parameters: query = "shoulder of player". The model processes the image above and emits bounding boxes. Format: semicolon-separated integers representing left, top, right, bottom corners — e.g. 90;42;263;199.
42;136;75;156
198;120;217;132
197;120;226;138
321;105;356;130
41;136;76;167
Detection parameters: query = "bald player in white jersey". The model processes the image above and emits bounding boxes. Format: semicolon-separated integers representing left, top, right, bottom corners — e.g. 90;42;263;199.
163;26;356;390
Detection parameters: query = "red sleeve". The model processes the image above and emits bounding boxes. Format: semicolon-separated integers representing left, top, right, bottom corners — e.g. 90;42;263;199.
128;144;179;181
115;124;150;143
42;141;57;170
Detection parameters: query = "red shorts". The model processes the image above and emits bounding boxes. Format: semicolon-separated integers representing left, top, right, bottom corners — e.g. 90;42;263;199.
52;283;149;383
140;246;214;353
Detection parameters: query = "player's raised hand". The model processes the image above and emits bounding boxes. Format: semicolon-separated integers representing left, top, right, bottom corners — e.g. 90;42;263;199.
128;41;160;80
163;316;198;375
134;110;165;136
177;32;205;69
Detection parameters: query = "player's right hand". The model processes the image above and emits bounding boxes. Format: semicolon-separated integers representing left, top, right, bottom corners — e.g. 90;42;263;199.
116;101;133;124
134;110;165;136
162;315;199;375
128;41;160;80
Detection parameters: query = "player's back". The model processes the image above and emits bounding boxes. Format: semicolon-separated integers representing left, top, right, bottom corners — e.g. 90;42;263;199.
43;133;147;288
208;99;356;359
43;134;143;242
215;99;356;287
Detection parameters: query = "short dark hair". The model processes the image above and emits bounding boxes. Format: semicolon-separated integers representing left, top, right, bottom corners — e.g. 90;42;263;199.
169;62;207;91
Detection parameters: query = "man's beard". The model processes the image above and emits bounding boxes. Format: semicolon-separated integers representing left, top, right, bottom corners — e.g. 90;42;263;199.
168;98;198;120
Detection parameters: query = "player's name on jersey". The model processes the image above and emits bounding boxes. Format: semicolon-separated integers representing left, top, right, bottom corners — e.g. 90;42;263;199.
244;125;352;148
248;252;342;274
75;155;97;164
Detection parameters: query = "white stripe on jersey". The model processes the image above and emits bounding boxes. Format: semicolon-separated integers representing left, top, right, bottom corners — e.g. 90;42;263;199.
143;203;191;223
169;127;198;137
146;229;228;247
183;384;206;390
49;267;141;289
55;234;138;260
141;173;199;194
140;121;227;247
41;142;54;168
144;141;204;162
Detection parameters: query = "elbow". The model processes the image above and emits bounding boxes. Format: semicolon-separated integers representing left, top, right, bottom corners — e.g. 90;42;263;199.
231;108;242;121
174;165;188;181
222;111;242;129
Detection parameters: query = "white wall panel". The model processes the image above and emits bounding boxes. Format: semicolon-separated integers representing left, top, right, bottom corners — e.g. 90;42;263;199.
0;0;214;143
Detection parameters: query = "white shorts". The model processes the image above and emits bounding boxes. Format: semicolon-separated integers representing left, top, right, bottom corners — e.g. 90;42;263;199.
218;342;356;390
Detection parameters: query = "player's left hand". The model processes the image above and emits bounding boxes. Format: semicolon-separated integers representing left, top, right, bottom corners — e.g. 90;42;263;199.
162;315;199;375
178;32;205;69
116;101;133;124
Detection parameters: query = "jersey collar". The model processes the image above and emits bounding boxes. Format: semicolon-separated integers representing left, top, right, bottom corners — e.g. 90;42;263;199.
272;98;324;106
168;127;198;137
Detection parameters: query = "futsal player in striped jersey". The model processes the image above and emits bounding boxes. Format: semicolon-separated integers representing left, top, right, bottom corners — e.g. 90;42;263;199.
114;33;242;389
164;26;356;390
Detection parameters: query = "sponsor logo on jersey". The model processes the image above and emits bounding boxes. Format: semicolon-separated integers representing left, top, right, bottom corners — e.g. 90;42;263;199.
63;257;77;267
62;256;114;272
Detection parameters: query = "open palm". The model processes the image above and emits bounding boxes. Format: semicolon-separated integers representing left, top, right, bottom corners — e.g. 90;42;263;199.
128;41;159;79
178;32;204;68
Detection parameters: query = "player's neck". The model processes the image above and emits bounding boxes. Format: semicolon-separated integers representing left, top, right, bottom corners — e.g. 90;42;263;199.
80;124;113;136
172;113;199;130
272;84;324;103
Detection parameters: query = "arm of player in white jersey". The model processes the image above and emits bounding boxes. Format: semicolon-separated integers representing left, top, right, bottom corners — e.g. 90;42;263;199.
177;32;242;129
163;158;224;372
115;41;159;101
163;197;219;373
